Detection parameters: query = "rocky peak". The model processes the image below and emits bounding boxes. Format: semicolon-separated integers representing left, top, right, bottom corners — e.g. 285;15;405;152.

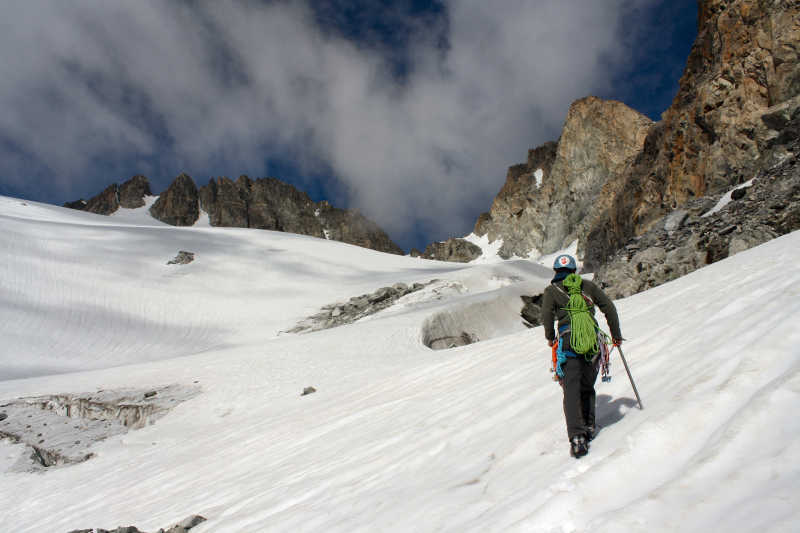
64;175;152;215
471;96;651;261
149;173;200;226
585;0;800;270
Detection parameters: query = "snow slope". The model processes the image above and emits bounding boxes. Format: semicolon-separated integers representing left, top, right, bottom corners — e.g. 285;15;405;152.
1;195;800;532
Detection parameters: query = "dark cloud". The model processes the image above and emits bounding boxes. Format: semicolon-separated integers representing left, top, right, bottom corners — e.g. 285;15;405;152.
0;0;689;252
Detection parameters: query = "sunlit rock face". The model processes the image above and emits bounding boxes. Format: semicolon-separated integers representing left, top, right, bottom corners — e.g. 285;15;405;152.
473;96;651;260
585;0;800;270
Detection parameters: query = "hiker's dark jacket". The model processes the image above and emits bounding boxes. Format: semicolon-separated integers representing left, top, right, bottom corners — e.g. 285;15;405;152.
541;277;622;342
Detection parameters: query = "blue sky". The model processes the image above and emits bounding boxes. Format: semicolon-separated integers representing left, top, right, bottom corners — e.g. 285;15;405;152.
0;0;696;253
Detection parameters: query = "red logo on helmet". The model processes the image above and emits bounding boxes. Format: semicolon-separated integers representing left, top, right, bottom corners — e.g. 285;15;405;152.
559;256;570;265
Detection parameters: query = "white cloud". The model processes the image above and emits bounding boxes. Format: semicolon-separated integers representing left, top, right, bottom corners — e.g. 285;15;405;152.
0;0;658;246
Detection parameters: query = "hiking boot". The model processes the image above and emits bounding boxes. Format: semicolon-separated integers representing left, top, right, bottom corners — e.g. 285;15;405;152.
584;425;596;442
570;435;589;458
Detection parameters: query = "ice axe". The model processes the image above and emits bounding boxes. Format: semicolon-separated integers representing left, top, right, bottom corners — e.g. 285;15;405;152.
613;342;643;410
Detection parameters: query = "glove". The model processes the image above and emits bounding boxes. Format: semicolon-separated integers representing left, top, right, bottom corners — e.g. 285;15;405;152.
547;339;555;347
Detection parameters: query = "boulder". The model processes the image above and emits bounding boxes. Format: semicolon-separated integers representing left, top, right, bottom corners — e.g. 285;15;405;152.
414;238;482;263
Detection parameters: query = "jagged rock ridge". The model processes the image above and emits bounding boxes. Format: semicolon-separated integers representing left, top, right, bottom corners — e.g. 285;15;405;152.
65;174;403;255
475;97;652;260
585;0;800;270
416;0;800;301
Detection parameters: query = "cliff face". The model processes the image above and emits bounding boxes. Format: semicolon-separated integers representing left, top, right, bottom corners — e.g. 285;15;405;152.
473;96;652;259
150;173;200;227
585;0;800;269
198;175;403;255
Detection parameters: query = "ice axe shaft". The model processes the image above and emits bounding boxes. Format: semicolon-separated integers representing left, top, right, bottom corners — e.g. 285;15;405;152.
614;344;643;410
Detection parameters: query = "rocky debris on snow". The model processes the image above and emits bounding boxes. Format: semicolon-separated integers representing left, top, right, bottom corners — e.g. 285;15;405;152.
301;387;316;396
285;281;437;334
520;294;543;328
66;514;206;533
149;173;201;227
410;238;482;262
0;384;201;472
594;143;800;299
166;251;194;265
64;175;152;216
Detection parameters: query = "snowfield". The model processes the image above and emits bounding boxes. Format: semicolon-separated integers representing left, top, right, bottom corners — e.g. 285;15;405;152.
1;196;799;532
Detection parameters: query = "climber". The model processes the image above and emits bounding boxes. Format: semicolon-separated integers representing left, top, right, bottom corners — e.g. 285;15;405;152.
542;254;623;458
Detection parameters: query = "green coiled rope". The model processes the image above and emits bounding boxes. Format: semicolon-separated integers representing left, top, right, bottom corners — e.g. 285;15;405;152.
562;273;599;358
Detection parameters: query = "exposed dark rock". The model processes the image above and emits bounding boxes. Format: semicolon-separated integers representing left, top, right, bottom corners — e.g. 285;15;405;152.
118;175;152;209
286;281;434;334
413;238;482;262
67;515;206;533
198;176;249;228
64;173;402;255
585;0;800;270
594;136;800;299
63;199;87;210
199;176;403;255
418;97;652;263
166;251;194;265
301;387;316;396
83;183;121;215
64;176;151;215
149;173;200;226
520;294;543;328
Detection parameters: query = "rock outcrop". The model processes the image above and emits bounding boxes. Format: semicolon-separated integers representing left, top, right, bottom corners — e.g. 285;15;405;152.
286;281;432;333
417;0;800;282
149;173;201;226
594;127;800;299
198;175;403;255
410;238;482;262
65;514;206;533
420;96;652;262
66;173;403;255
585;0;800;270
65;175;152;215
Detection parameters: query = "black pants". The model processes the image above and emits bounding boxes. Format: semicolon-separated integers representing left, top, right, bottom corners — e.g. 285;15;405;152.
561;357;598;440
